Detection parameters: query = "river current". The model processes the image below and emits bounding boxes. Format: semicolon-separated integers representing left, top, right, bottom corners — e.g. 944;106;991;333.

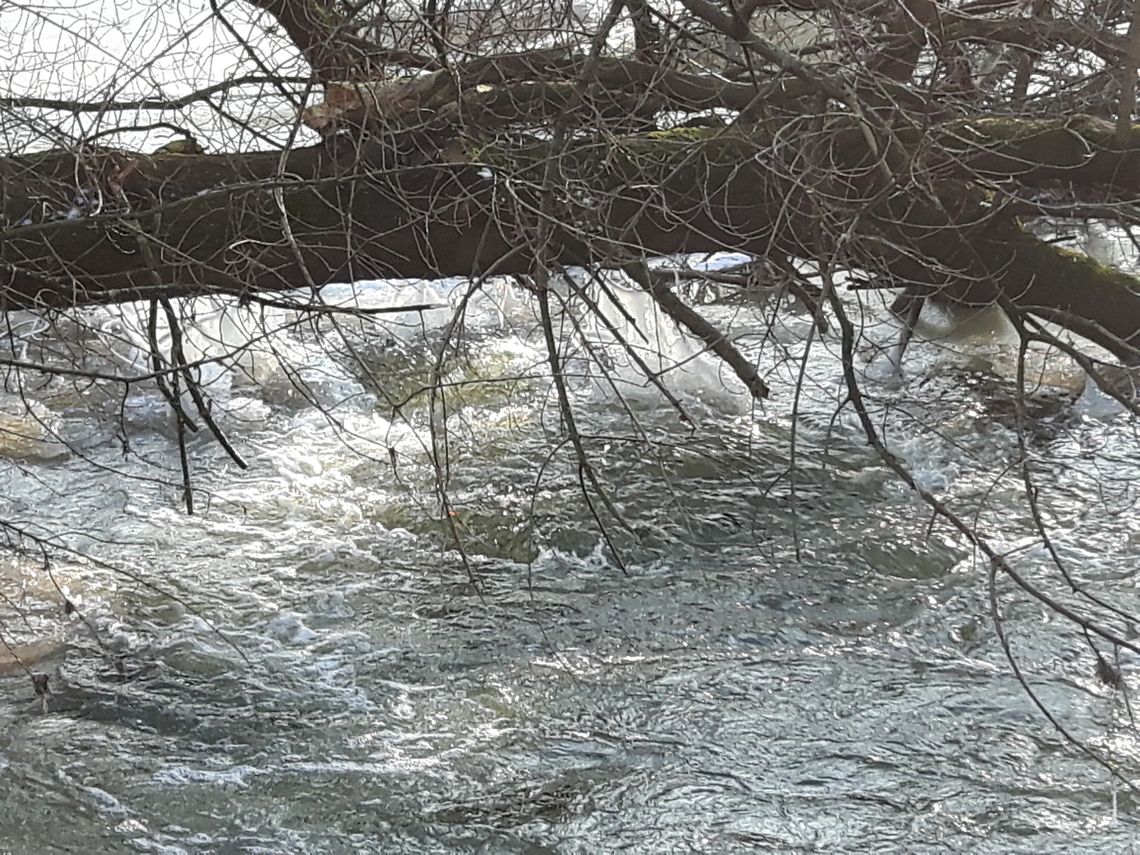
0;271;1137;853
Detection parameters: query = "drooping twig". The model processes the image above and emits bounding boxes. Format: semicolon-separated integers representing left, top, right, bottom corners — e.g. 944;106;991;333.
625;261;769;400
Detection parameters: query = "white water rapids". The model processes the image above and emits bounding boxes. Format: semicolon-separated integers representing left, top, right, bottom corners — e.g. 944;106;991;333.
0;266;1136;853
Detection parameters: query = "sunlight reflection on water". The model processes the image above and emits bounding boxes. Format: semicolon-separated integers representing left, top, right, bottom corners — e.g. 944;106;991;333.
0;279;1136;853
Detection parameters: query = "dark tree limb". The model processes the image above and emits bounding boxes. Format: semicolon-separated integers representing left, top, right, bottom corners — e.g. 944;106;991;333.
1;119;1138;362
626;261;770;398
246;0;435;80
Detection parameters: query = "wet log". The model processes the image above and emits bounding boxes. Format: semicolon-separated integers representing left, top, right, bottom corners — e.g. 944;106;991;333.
1;117;1137;360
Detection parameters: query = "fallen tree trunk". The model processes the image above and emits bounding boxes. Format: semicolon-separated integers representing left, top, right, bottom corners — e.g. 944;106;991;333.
1;118;1138;361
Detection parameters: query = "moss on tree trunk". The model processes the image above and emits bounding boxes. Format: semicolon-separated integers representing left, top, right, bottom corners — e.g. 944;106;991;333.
2;118;1138;360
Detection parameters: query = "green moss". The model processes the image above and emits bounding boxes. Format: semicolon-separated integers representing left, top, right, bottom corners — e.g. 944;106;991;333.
644;126;720;143
150;138;205;155
307;0;341;26
941;114;1140;159
1017;233;1140;296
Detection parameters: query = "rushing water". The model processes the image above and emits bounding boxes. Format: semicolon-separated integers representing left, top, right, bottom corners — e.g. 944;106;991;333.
0;274;1137;853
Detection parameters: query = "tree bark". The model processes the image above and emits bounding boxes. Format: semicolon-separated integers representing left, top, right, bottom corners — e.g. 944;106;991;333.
1;119;1137;360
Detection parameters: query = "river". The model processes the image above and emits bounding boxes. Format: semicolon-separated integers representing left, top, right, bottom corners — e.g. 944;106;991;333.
0;272;1136;853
